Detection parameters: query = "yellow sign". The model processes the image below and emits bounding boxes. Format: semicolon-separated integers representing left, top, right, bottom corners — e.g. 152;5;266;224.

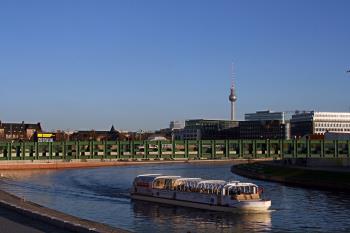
38;133;54;138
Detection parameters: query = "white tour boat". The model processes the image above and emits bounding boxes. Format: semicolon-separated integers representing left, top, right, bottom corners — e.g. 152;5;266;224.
130;174;271;213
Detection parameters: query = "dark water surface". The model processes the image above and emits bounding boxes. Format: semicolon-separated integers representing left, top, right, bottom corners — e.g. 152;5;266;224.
1;163;350;232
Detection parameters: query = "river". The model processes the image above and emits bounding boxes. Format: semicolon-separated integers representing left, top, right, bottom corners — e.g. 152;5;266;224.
0;163;350;232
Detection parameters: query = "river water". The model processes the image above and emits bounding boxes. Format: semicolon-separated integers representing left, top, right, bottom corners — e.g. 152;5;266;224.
0;163;350;232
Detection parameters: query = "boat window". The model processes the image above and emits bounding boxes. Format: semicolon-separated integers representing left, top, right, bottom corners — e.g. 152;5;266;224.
229;186;257;194
164;179;172;189
154;179;166;189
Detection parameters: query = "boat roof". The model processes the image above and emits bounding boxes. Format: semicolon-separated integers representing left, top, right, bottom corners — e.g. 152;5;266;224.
137;174;162;177
226;182;257;187
134;175;259;188
198;180;227;185
228;180;240;183
153;176;182;180
174;178;202;181
173;178;202;185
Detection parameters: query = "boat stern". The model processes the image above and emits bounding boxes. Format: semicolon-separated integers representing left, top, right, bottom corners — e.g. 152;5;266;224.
234;199;271;212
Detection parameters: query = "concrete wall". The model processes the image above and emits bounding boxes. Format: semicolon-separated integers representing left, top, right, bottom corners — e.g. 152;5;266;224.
287;158;350;167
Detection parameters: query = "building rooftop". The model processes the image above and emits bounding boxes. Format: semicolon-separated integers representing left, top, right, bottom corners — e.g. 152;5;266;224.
0;121;42;133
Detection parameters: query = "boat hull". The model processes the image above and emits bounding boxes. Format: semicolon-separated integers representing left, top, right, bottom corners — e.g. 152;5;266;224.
131;193;271;213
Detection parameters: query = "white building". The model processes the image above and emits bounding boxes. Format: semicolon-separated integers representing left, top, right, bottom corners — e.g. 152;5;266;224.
291;111;350;137
169;121;185;130
313;112;350;134
148;135;168;141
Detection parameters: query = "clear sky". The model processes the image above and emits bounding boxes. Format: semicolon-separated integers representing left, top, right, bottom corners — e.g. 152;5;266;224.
1;0;349;131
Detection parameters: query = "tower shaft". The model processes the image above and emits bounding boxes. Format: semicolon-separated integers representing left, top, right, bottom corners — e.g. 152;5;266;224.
231;101;235;121
229;63;237;121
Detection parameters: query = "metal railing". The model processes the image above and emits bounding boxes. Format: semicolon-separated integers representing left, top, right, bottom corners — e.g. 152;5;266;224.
0;139;349;161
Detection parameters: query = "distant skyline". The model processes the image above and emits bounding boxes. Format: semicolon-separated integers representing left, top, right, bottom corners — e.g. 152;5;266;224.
1;0;350;131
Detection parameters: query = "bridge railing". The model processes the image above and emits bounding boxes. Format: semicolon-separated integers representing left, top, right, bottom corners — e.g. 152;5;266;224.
0;139;349;161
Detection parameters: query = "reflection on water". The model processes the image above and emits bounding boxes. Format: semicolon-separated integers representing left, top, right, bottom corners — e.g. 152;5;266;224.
1;163;350;232
132;200;271;233
0;170;55;181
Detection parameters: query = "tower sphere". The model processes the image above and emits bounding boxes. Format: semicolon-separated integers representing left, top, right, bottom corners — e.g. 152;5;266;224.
229;89;237;102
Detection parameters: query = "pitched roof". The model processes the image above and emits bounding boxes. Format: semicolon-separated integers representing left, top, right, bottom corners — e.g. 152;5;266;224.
0;122;42;133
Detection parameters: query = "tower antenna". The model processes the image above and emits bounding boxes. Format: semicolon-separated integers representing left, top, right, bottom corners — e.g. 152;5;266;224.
231;62;235;89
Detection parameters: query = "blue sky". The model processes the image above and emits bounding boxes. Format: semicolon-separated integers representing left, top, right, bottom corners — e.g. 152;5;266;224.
1;0;349;131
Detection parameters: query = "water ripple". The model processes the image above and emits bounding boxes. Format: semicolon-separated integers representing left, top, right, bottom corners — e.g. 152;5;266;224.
1;163;350;233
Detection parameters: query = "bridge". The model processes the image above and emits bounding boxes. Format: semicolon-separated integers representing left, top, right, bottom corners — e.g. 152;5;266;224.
0;139;349;161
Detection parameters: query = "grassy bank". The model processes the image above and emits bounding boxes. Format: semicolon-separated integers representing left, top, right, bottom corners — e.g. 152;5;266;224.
232;162;350;191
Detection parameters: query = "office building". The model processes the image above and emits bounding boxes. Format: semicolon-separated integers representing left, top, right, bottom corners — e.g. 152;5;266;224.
239;110;290;139
239;120;289;139
169;121;185;130
173;119;238;140
245;110;285;122
291;111;350;138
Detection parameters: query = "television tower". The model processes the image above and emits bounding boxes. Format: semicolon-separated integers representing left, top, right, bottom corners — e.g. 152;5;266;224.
229;63;237;121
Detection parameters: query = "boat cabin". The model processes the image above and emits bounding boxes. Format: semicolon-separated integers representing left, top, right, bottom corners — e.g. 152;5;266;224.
134;174;162;188
152;176;181;189
223;182;260;200
131;174;271;211
133;175;262;200
173;178;202;191
196;180;227;195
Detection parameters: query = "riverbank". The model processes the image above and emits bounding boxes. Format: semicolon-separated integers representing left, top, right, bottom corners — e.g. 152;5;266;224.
0;159;271;232
0;188;128;233
0;158;272;171
231;161;350;192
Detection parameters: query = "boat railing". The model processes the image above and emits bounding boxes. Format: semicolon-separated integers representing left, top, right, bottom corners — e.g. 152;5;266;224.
172;185;225;195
